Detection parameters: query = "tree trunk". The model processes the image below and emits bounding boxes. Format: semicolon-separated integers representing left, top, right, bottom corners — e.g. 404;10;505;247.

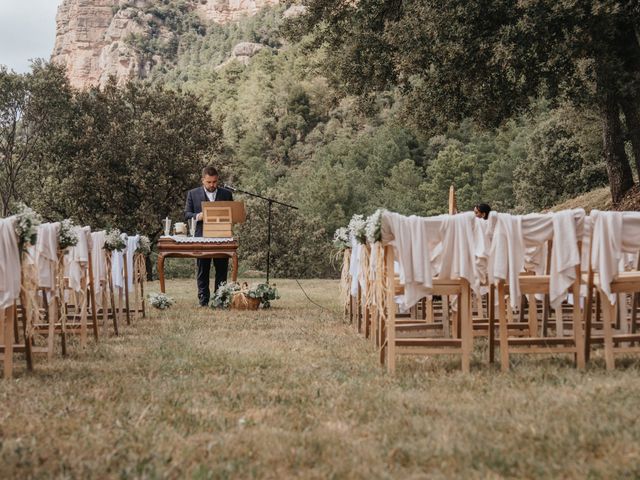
618;21;640;182
621;96;640;180
601;93;634;204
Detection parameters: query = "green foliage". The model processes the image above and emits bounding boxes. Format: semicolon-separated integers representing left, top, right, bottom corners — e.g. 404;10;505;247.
0;61;73;216
23;77;221;242
246;282;279;308
286;0;639;201
515;106;608;211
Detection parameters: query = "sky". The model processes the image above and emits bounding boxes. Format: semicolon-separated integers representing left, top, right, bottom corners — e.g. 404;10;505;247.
0;0;61;73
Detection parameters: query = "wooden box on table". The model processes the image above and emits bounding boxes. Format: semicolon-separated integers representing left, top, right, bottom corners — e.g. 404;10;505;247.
201;201;246;238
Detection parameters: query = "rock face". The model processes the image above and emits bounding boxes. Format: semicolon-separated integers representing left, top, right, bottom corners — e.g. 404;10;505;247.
196;0;279;24
51;0;280;89
215;41;265;70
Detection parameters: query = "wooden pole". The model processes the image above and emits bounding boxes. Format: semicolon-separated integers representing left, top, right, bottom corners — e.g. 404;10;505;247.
448;184;457;215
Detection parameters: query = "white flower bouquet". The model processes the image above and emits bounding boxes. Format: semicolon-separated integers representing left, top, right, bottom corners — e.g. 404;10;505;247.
365;208;385;244
104;228;126;251
14;203;41;248
333;226;350;250
58;218;79;250
348;213;367;244
136;235;151;255
148;292;175;310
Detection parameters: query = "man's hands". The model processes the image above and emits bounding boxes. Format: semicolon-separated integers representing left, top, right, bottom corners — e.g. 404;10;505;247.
196;212;203;221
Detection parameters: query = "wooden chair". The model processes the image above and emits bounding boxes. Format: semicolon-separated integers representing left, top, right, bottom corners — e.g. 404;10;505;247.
102;249;120;335
130;251;147;321
383;246;473;373
340;248;351;321
62;227;99;347
585;211;640;369
491;211;586;371
0;216;23;378
380;212;478;373
28;223;64;361
90;231;119;336
111;248;130;327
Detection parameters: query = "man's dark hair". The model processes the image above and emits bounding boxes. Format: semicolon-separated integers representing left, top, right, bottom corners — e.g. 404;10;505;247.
475;203;492;219
202;166;219;177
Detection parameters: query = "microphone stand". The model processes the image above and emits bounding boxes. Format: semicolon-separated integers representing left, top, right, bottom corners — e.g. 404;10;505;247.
221;184;298;284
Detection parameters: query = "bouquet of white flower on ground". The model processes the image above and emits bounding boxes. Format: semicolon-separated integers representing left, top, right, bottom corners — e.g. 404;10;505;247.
148;292;175;310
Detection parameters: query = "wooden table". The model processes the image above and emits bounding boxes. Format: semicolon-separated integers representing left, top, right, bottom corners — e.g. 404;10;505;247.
157;236;239;293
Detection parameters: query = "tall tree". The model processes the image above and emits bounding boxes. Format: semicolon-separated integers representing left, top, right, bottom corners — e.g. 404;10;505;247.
36;79;222;240
0;62;72;215
287;0;640;203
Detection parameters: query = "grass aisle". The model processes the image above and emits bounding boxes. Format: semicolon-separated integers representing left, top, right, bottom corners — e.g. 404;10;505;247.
1;278;640;478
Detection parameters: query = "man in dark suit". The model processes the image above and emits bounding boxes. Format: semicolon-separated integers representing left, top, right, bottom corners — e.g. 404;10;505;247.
184;166;234;306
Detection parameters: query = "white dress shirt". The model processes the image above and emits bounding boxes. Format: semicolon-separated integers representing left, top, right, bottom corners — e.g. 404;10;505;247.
204;187;217;202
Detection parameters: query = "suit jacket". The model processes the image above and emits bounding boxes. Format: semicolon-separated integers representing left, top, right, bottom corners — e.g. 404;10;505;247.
184;187;234;236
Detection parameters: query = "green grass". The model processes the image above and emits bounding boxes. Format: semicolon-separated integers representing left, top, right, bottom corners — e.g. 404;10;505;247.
2;278;640;478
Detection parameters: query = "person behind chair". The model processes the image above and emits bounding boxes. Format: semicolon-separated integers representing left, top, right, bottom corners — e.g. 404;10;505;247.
185;166;233;306
474;203;491;220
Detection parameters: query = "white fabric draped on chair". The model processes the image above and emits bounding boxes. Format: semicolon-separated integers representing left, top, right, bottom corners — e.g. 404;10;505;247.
0;216;21;309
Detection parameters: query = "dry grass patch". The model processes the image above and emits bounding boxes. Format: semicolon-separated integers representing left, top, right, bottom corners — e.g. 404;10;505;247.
2;278;640;478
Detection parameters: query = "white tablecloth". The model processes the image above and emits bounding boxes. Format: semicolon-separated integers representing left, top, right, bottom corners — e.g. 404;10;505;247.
161;236;234;243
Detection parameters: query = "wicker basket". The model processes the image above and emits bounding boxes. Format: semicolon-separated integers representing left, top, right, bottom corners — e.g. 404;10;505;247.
230;292;261;310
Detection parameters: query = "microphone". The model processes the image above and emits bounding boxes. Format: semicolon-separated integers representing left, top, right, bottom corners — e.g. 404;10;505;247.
220;183;237;192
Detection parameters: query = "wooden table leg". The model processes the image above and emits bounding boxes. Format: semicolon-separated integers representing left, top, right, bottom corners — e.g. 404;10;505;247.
158;254;166;293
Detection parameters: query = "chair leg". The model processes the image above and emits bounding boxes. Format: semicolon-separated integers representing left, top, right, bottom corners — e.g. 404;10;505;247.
583;284;594;364
47;295;56;361
497;283;510;372
489;285;496;364
461;282;472;373
601;293;616;371
542;294;550;337
528;294;538;337
572;279;585;369
386;249;396;374
2;307;14;379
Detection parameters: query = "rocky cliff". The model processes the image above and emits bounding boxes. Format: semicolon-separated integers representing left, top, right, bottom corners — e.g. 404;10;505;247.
51;0;279;89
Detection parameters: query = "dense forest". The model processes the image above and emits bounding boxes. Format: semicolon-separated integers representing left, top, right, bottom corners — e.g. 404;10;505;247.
3;1;639;278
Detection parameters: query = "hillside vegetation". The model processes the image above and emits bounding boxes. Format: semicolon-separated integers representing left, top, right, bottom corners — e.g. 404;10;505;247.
147;5;615;274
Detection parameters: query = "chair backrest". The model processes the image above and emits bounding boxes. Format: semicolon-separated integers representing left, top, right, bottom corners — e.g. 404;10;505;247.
381;211;484;311
0;216;21;310
589;210;640;305
35;222;61;291
489;209;585;309
90;231;107;294
65;226;91;293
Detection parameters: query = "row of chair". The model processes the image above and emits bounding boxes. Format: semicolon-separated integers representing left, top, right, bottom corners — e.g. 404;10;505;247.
0;218;147;378
342;209;640;372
